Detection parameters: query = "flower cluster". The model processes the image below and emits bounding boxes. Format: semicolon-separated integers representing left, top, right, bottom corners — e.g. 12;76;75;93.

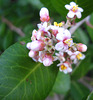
26;2;87;74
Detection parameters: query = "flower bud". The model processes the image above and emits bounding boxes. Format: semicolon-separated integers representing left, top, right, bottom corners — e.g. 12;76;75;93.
30;40;45;51
40;7;50;22
29;50;38;58
77;43;87;52
43;54;53;66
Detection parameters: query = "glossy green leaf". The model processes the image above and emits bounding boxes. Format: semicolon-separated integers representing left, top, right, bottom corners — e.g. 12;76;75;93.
28;0;43;9
87;13;93;42
0;23;6;37
71;55;91;80
86;91;93;100
40;0;56;12
3;30;13;50
0;38;58;100
70;81;90;100
41;0;93;21
73;28;89;45
52;71;70;94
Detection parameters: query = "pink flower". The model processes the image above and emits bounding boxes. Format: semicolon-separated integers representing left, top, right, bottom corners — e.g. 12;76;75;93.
59;62;72;74
30;40;45;51
76;43;87;52
65;2;83;18
55;29;72;51
40;7;50;22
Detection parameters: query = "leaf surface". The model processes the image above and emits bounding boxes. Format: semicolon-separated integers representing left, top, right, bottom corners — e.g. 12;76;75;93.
52;71;70;94
0;38;58;100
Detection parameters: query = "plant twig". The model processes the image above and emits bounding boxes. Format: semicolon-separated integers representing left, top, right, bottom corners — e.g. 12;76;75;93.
69;16;90;34
1;16;25;37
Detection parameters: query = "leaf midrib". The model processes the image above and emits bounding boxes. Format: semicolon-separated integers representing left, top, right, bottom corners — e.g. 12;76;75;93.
2;63;41;99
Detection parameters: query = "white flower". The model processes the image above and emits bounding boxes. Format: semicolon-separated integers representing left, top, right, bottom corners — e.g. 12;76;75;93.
65;2;83;18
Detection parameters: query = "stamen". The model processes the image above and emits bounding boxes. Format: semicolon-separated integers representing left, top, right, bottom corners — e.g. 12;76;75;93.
76;53;82;60
61;65;67;70
64;38;72;46
54;22;63;27
72;5;78;12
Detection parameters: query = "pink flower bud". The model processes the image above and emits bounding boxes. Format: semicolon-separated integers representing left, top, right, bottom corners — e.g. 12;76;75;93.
26;42;32;50
30;40;45;51
40;7;50;22
77;43;87;52
29;50;38;58
43;54;53;66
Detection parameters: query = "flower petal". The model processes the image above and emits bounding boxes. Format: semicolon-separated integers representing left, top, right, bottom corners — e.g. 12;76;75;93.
67;11;75;18
64;29;71;38
55;42;63;51
63;70;68;74
70;2;76;6
40;7;49;17
78;7;84;12
67;67;72;73
76;12;82;18
58;27;64;33
56;33;63;41
65;4;72;10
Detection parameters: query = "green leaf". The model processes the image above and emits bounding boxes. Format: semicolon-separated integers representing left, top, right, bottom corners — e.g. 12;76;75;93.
0;23;6;37
0;38;58;100
86;91;93;100
23;24;34;36
87;13;93;42
73;28;89;45
28;0;43;9
40;0;56;12
52;71;70;94
71;55;91;80
70;81;90;100
41;0;93;21
3;30;13;50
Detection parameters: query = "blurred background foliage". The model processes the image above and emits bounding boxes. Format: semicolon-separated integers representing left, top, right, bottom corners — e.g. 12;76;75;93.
0;0;93;100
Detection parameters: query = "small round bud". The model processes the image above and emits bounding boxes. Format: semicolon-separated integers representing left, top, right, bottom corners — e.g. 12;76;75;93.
77;43;87;52
26;42;32;50
30;40;45;51
29;50;38;58
39;7;50;22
